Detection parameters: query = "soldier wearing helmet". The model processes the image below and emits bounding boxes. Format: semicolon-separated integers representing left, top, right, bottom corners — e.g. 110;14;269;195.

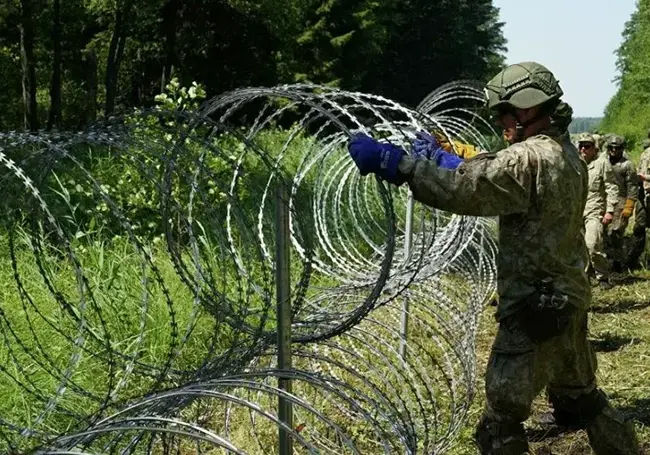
346;61;639;454
629;132;650;268
603;134;638;272
578;132;618;288
599;132;614;154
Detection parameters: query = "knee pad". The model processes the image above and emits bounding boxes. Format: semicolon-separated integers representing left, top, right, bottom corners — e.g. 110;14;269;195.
549;388;608;426
474;414;529;455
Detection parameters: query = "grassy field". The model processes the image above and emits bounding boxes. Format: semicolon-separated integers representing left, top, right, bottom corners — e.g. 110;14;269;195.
449;271;650;454
1;231;649;453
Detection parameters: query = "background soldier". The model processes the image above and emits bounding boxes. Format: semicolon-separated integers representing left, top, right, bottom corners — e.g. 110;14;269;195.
604;134;638;272
579;133;618;288
347;61;639;455
628;133;650;269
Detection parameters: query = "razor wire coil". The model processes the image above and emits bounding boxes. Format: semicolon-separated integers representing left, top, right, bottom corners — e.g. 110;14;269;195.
0;81;499;454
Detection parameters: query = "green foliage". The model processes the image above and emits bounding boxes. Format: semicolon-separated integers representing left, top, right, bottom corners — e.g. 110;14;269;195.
601;0;650;147
0;0;507;129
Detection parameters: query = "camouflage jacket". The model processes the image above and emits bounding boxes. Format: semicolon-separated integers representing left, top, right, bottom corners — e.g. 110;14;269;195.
638;147;650;192
398;134;590;320
584;155;618;219
602;154;638;201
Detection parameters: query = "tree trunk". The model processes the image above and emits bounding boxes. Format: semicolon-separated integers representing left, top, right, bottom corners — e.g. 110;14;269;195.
105;1;130;115
47;0;62;130
19;0;38;131
83;48;98;124
130;48;143;106
161;0;179;92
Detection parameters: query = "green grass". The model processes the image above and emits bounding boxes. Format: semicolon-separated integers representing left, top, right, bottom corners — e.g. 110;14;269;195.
2;219;650;453
0;231;253;452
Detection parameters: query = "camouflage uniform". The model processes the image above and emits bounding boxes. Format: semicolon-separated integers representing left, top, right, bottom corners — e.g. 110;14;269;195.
394;63;639;454
579;133;618;282
628;137;650;267
348;61;639;455
603;135;638;270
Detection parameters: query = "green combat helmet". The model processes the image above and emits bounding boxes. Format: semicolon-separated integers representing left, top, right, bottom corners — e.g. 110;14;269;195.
608;134;626;148
485;61;563;111
600;132;614;150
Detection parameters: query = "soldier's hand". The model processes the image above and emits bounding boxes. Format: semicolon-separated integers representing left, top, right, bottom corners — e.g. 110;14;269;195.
602;212;614;225
621;198;635;218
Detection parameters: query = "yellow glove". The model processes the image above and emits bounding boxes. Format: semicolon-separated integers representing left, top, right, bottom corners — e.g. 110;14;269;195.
433;133;480;159
621;198;635;218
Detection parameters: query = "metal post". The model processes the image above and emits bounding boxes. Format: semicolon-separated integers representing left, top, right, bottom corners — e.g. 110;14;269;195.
275;179;293;455
398;191;415;360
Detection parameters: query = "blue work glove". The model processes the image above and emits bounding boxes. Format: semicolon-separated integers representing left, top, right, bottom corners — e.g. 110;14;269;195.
348;133;406;184
412;131;443;159
412;131;463;170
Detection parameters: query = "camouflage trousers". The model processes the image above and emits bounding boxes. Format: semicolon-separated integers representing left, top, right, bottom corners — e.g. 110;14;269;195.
584;216;609;280
480;306;640;455
606;198;630;268
629;191;649;267
484;306;597;424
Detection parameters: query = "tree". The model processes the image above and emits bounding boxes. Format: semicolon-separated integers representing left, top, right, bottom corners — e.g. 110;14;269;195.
601;0;650;147
0;0;507;129
19;0;38;130
104;0;132;115
47;0;61;129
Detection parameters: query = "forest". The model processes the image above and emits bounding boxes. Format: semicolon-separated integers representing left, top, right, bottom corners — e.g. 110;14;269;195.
601;0;650;145
0;0;506;131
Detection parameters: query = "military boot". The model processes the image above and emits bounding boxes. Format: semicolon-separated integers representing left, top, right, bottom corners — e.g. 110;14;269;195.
475;414;529;455
586;405;640;455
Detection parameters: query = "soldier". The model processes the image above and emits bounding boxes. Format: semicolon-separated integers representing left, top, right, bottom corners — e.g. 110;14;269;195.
593;129;602;146
599;132;614;154
578;133;618;288
347;62;639;454
603;134;638;272
628;133;650;269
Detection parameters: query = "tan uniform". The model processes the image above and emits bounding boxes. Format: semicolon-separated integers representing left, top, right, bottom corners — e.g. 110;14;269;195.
584;157;618;280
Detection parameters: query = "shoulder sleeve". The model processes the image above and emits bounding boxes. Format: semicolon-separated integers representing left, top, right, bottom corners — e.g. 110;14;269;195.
625;160;639;200
602;159;618;213
397;144;534;216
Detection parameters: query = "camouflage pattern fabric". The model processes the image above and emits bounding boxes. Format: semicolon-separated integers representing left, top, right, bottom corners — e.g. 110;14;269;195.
585;218;609;280
629;146;650;267
485;307;596;423
398;133;590;321
584;155;618;220
603;154;637;267
485;307;640;454
605;153;638;203
637;146;650;192
394;126;640;455
583;157;618;280
629;190;649;268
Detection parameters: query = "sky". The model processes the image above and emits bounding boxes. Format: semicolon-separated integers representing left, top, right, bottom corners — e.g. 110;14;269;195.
493;0;637;117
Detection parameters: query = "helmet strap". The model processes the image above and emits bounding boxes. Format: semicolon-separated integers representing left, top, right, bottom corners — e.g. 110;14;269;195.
511;101;557;143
